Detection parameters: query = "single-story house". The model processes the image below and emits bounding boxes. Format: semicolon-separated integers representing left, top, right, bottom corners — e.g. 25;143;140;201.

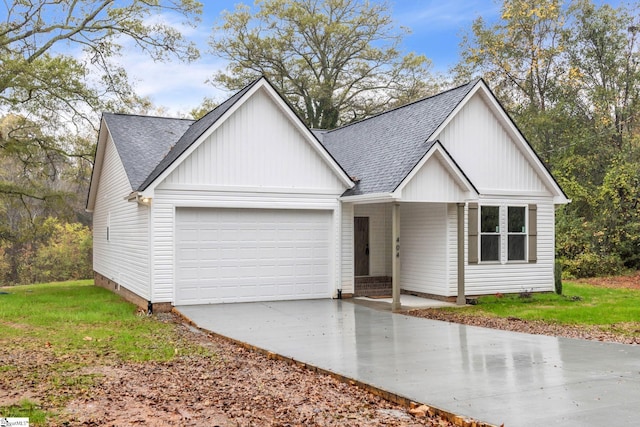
86;77;569;312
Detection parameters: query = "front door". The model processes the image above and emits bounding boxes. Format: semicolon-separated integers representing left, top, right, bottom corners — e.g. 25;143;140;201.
354;217;369;276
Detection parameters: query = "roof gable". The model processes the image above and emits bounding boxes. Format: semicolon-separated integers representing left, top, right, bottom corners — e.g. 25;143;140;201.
321;80;478;196
431;81;568;203
159;87;350;192
138;79;260;191
140;77;354;193
394;141;478;202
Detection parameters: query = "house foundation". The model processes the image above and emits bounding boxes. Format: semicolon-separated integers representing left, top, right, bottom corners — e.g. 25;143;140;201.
354;276;392;297
93;271;172;313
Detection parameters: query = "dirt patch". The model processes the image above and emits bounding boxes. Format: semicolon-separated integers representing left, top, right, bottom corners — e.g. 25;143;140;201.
406;309;640;345
1;317;455;426
576;271;640;290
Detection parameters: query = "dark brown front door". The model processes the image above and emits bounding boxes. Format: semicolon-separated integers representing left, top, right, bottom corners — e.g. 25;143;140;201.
354;217;369;276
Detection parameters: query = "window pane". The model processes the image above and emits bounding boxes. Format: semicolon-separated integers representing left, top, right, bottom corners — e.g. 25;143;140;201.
481;235;500;261
481;206;500;233
508;206;525;233
508;235;525;260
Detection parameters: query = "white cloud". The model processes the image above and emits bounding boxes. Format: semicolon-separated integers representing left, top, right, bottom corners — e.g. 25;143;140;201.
394;0;500;33
121;52;229;116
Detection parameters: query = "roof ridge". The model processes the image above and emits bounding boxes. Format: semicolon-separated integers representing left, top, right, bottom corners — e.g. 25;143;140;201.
102;111;195;122
326;79;479;134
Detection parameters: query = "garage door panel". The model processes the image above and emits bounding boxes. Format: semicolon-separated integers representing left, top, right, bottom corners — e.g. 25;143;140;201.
175;208;332;305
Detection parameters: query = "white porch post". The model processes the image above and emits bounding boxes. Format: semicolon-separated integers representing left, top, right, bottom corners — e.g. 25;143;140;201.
391;202;401;311
457;202;466;305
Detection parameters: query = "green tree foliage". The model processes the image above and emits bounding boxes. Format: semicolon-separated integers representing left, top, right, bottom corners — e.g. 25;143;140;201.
0;217;92;285
0;1;202;284
456;0;572;164
458;0;640;277
32;218;93;284
209;0;437;128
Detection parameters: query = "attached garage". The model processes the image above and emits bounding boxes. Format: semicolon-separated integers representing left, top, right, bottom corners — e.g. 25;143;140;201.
175;207;333;305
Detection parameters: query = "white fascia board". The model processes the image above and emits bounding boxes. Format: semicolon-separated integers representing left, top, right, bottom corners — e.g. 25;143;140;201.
554;196;572;205
392;142;478;199
261;82;355;190
85;119;110;212
339;193;398;204
477;190;571;205
156;183;342;196
478;189;557;198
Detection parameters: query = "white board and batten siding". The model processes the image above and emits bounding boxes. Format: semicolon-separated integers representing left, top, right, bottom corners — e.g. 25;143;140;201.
401;154;470;202
151;87;348;304
92;135;151;299
160;87;345;192
435;92;549;195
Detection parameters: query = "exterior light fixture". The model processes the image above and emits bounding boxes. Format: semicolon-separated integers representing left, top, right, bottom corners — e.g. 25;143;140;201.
126;192;152;206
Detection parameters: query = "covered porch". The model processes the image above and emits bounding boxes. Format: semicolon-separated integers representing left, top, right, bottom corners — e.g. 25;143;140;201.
339;142;478;310
345;201;468;310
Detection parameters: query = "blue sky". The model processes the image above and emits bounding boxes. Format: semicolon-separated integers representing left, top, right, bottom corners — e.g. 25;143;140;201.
120;0;619;116
117;0;503;115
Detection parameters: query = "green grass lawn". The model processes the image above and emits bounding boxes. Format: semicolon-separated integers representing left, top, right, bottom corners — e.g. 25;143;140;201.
0;280;213;424
456;282;640;328
0;280;210;361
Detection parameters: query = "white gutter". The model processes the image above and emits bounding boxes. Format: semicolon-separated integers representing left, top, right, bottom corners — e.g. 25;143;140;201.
339;193;399;204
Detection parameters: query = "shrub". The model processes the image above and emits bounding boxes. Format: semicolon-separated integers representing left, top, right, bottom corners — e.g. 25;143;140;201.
554;260;563;295
561;251;622;278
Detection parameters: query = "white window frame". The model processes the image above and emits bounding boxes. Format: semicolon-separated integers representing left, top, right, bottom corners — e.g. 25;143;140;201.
478;204;528;264
507;205;528;262
479;205;501;263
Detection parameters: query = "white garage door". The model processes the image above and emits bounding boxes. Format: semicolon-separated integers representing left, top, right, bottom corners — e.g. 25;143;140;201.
175;208;332;305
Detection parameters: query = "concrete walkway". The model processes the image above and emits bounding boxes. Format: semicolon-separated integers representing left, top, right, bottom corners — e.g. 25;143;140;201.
177;300;640;427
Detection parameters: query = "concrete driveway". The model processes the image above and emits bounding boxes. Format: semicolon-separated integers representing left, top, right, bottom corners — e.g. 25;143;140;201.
177;299;640;427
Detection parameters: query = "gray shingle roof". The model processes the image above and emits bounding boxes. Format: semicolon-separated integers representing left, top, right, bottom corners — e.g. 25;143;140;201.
320;80;478;196
103;113;194;191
